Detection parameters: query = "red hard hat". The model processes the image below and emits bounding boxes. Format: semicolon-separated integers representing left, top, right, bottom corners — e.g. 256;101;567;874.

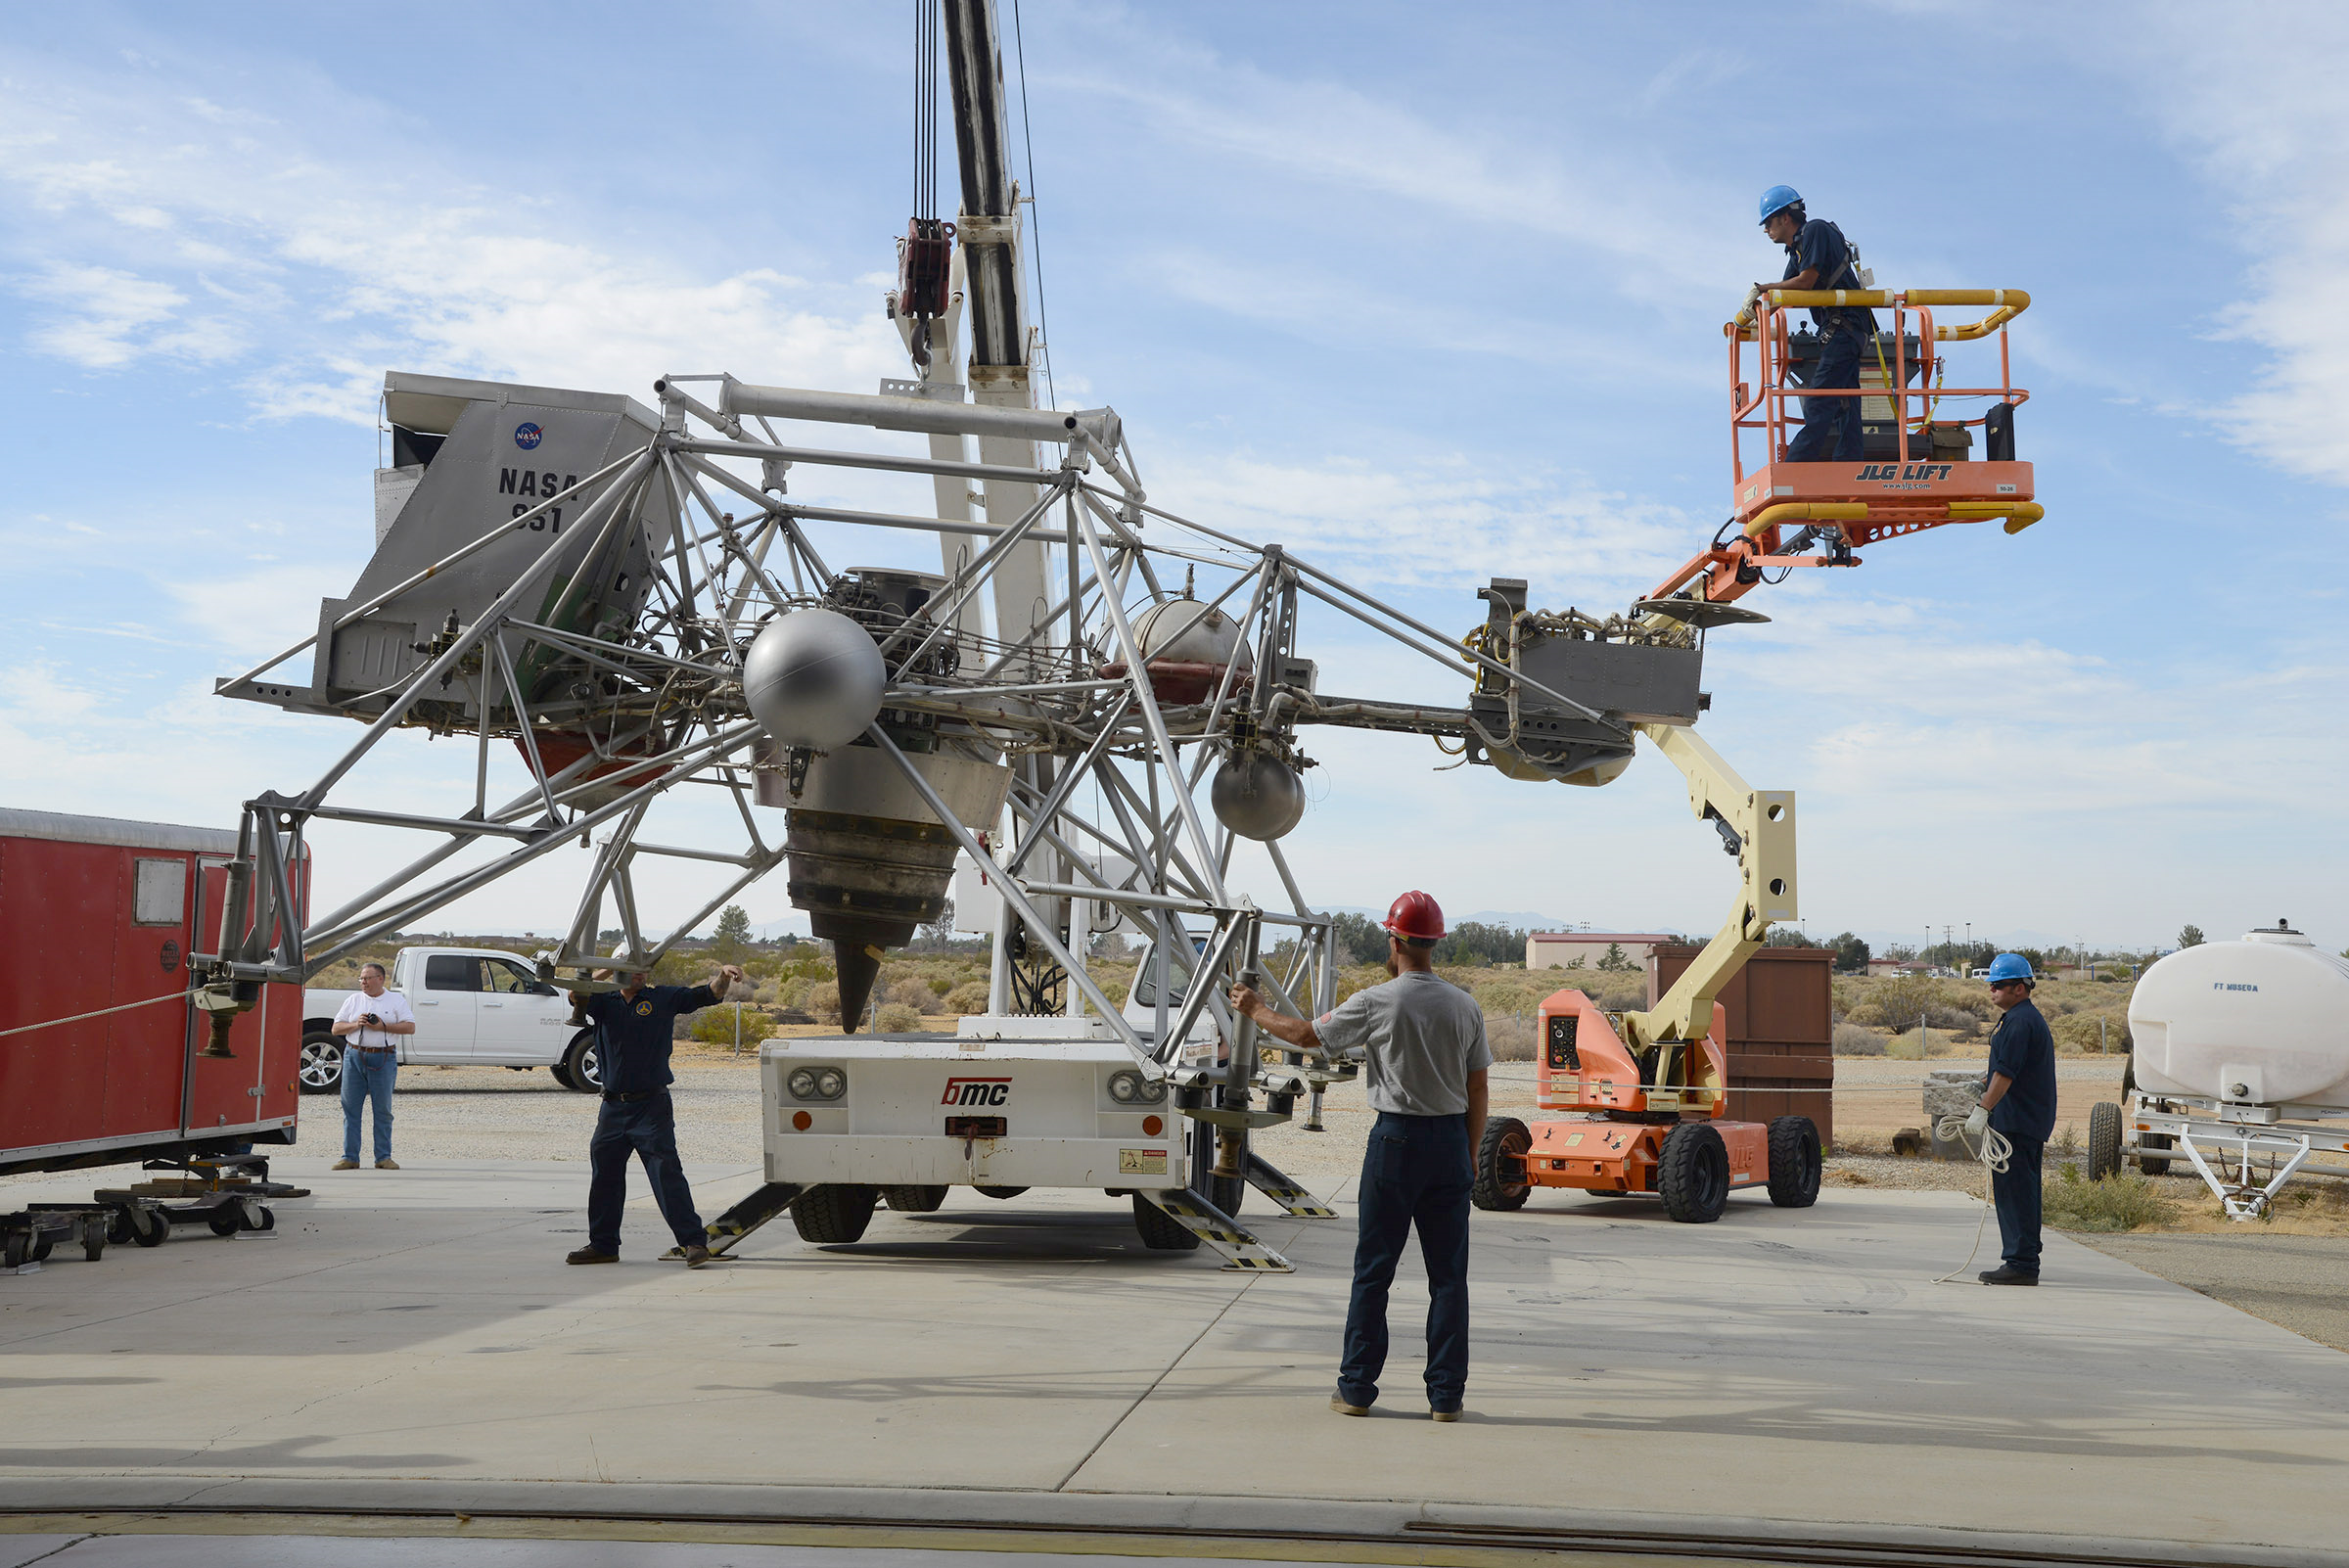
1382;890;1446;941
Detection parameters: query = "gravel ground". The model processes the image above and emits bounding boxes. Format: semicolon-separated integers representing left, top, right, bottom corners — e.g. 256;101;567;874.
2080;1231;2349;1353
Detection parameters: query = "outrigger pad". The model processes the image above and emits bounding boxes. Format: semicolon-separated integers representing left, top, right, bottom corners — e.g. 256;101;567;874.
1145;1188;1293;1272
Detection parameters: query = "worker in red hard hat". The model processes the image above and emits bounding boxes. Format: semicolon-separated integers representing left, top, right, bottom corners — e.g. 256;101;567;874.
1230;889;1491;1421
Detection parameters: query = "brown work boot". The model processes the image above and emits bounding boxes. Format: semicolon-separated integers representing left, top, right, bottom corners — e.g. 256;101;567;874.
566;1246;619;1265
683;1245;714;1268
331;1159;358;1171
375;1159;400;1170
1329;1395;1369;1416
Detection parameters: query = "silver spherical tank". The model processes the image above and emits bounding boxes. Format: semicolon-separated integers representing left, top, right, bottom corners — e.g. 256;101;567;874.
742;609;888;751
1212;752;1307;841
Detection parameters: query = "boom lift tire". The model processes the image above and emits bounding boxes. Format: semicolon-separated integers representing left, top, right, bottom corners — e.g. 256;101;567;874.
560;1031;604;1094
1131;1194;1202;1251
791;1183;878;1244
2088;1101;2122;1181
1658;1122;1730;1223
1210;1174;1244;1218
1472;1117;1533;1212
299;1033;344;1094
882;1184;947;1213
1765;1116;1822;1208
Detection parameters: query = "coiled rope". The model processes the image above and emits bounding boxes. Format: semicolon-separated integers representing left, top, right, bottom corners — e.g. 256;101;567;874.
1931;1111;2012;1284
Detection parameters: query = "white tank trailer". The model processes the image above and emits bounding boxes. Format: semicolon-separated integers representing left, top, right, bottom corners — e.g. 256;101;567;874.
2092;922;2349;1218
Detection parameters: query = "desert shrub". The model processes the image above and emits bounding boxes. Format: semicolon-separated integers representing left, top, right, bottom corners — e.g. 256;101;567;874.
1842;1000;1890;1028
888;977;945;1015
1833;1022;1887;1056
875;1001;925;1033
1924;1002;1982;1034
929;976;954;996
1485;1013;1536;1062
806;982;842;1025
689;1003;769;1046
944;980;990;1014
2051;1009;2130;1053
2043;1167;2177;1232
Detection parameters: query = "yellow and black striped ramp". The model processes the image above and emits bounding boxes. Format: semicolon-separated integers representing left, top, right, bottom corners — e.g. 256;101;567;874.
692;1181;808;1257
1146;1188;1293;1272
1245;1153;1338;1219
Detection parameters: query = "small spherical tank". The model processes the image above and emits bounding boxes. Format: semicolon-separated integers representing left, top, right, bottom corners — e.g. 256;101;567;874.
1212;752;1306;841
742;608;888;751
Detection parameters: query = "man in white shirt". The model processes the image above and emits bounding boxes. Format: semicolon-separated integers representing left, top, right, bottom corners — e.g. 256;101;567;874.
331;962;415;1170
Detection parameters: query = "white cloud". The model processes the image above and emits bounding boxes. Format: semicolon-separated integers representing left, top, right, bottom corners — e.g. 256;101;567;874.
0;67;900;422
2097;3;2349;485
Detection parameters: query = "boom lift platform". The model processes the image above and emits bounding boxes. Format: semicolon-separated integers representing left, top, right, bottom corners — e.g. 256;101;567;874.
1477;280;2045;1222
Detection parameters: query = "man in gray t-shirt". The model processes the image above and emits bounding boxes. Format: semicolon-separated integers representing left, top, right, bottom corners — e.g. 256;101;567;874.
1230;891;1490;1420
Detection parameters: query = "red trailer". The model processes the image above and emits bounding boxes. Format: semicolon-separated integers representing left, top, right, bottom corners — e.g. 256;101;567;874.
0;808;302;1178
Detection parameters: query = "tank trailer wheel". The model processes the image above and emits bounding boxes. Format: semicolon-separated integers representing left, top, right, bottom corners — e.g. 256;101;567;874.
1658;1122;1730;1223
1131;1194;1202;1251
791;1184;878;1244
973;1185;1030;1201
2139;1133;2173;1177
561;1032;603;1093
1473;1117;1533;1212
1766;1116;1822;1208
2088;1102;2123;1181
881;1185;947;1213
298;1034;344;1094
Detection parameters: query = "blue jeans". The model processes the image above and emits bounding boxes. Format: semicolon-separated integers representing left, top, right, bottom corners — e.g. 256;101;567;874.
1787;326;1865;462
1991;1133;2044;1276
1341;1112;1473;1410
587;1092;706;1253
340;1048;396;1163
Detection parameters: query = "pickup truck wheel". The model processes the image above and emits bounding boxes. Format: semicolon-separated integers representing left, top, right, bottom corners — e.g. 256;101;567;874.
560;1032;603;1093
299;1035;344;1094
549;1057;576;1090
791;1184;877;1244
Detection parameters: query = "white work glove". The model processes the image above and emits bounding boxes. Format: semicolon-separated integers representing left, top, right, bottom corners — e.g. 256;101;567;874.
1962;1105;1990;1140
1734;283;1766;329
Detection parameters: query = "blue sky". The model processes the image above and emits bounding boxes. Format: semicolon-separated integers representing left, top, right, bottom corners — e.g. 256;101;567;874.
3;2;2344;956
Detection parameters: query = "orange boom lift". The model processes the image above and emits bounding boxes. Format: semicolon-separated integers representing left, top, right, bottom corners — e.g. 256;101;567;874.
1473;284;2039;1222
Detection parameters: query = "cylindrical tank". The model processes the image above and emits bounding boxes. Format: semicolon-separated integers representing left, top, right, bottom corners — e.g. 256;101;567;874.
1112;597;1253;706
2128;927;2349;1109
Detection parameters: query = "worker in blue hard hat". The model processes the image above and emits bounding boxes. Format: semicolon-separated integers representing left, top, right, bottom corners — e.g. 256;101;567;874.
1753;185;1875;464
1965;953;2057;1285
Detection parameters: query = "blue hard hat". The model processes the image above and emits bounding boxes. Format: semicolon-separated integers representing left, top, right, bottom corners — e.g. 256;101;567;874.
1759;184;1803;225
1985;952;2034;985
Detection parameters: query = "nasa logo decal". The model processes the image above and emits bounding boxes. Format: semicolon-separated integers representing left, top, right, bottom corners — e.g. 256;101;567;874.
515;422;544;450
635;999;654;1016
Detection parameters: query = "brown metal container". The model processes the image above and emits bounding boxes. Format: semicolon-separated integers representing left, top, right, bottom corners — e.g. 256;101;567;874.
1649;944;1835;1150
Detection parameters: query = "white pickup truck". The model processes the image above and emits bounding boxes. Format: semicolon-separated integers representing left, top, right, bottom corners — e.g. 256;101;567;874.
299;945;601;1094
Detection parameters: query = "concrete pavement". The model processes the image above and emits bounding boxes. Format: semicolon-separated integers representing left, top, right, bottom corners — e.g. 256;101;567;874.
4;1155;2347;1563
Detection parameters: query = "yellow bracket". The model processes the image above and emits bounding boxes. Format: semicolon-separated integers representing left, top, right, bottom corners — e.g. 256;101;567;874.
1743;499;2044;540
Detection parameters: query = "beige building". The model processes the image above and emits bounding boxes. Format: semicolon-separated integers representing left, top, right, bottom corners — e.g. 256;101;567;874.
1525;932;1679;971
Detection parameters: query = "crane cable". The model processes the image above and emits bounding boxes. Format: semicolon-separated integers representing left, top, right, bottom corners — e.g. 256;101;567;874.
1929;1111;2013;1284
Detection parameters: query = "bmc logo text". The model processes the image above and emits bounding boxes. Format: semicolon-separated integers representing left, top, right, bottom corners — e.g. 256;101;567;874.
941;1078;1011;1107
1855;461;1953;481
514;422;544;450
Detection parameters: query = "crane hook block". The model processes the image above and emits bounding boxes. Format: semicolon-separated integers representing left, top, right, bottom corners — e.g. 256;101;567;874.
898;218;955;319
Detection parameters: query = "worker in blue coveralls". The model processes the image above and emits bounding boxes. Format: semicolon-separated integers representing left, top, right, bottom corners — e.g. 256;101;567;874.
1964;954;2057;1285
563;961;743;1269
1755;185;1874;463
